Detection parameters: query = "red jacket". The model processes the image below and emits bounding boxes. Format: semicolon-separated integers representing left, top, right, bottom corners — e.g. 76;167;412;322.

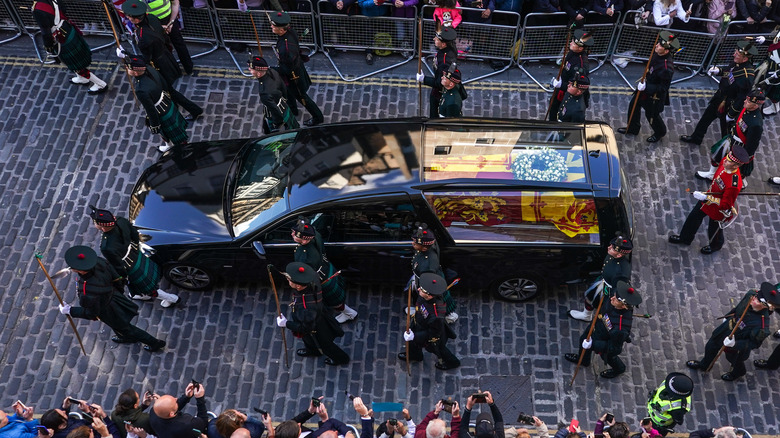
700;157;742;221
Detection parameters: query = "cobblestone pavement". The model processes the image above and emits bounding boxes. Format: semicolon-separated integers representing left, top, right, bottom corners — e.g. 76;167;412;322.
1;47;779;436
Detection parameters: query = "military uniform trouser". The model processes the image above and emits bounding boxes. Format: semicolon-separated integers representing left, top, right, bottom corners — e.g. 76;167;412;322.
577;330;626;373
690;99;729;144
408;338;460;368
626;93;666;136
677;201;725;250
105;319;160;345
288;86;324;123
763;343;780;369
302;332;349;365
160;14;193;74
429;89;442;119
170;87;202;118
699;331;751;377
547;88;564;122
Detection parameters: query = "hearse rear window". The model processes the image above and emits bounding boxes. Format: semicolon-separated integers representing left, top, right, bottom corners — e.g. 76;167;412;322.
424;191;600;244
422;127;587;183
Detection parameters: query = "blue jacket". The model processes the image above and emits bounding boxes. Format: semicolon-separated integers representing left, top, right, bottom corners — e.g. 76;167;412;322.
0;414;39;438
495;0;522;12
359;0;391;15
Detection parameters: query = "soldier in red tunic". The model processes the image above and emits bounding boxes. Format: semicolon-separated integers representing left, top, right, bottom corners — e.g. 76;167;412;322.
668;145;750;254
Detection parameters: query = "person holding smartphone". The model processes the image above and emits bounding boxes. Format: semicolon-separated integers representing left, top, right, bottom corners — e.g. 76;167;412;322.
414;400;460;438
109;389;156;438
40;399;120;438
149;383;209;438
0;401;39;438
459;392;503;438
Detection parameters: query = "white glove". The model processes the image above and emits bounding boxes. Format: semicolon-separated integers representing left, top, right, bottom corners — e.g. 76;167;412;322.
582;337;593;349
403;329;415;341
726;115;735;123
59;303;71;315
415;73;425;83
723;336;736;347
551;77;562;88
693;191;708;201
756;36;766;44
237;0;248;11
276;315;287;327
707;66;720;76
637;81;646;91
116;47;126;59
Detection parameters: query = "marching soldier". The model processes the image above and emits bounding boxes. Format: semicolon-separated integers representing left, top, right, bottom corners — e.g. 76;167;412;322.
618;31;679;142
548;29;592;121
416;27;458;119
668;145;749;254
646;372;694;436
270;12;324;127
686;282;780;380
275;262;350;366
439;67;466;117
59;246;166;352
32;0;108;94
399;273;460;370
123;54;197;153
410;224;457;323
568;235;632;321
680;39;757;145
248;56;299;133
88;205;180;308
695;88;766;186
564;280;642;378
122;2;182;87
753;281;780;372
290;217;357;323
557;74;589;123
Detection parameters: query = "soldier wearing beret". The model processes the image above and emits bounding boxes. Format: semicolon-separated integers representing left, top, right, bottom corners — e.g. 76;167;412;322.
669;145;749;254
556;74;589;123
270;12;324;127
416;28;458;119
410;224;458;323
549;29;592;121
290;217;357;323
568;235;632;322
754;282;780;371
438;66;467;118
686;282;780;380
59;246;166;352
646;372;693;436
122;1;182;88
248;56;299;133
124;54;198;153
276;262;350;366
564;280;641;378
680;39;757;145
32;0;108;94
88;205;180;308
399;273;460;370
618;31;679;143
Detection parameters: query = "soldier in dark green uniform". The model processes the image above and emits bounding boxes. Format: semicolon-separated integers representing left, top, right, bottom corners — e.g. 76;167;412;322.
568;235;632;321
270;12;324;127
399;273;460;370
248;56;299;134
58;246;166;352
290;217;357;323
564;280;641;378
409;224;457;323
680;39;757;145
438;67;466;118
549;29;592;121
686;282;780;381
124;54;197;153
556;74;589;123
276;262;350;366
618;31;679;143
415;27;458;119
88;205;180;308
646;372;694;436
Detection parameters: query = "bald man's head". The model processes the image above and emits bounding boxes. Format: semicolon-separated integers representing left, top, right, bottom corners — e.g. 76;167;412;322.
231;428;252;438
153;395;179;418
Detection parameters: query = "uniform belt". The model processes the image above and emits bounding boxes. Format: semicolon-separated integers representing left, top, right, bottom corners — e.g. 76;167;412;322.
154;92;172;115
122;241;140;269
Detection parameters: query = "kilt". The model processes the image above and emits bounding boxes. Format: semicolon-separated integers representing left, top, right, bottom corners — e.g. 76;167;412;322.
320;261;346;307
160;104;189;146
126;251;163;297
58;22;92;72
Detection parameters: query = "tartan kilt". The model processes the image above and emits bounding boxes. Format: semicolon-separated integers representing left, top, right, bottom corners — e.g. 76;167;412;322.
59;22;92;72
127;252;163;296
442;289;456;313
321;261;346;307
160;104;189;145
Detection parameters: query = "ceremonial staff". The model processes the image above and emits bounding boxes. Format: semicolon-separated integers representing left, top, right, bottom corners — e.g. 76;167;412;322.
267;264;290;368
570;291;604;385
249;12;263;56
34;252;87;356
705;298;752;372
627;32;661;129
417;16;424;116
101;0;135;92
405;283;412;376
545;30;572;120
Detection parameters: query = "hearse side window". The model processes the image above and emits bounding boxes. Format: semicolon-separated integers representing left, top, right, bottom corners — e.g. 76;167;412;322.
261;214;332;244
424;191;600;245
326;202;418;243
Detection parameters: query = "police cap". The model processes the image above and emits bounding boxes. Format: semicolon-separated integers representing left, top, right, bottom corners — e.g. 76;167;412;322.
664;372;694;397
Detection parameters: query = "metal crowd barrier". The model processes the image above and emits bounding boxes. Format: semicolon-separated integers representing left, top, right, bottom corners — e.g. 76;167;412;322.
609;10;718;86
319;1;416;81
708;20;775;68
420;4;520;84
0;0;23;45
215;3;317;76
178;5;220;59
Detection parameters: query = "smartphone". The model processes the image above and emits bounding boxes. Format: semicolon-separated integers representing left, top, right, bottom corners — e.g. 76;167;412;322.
568;420;579;433
311;397;321;407
37;426;50;436
81;412;94;424
389;419;398;426
15;400;29;411
344;390;356;401
145;389;154;397
191;379;200;391
605;414;614;423
440;399;454;413
67;397;81;405
124;421;133;426
253;408;268;416
472;393;487;403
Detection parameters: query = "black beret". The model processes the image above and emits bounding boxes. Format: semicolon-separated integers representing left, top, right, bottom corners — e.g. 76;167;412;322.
65;245;98;271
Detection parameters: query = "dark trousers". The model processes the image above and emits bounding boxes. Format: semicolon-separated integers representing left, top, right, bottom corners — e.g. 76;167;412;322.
106;320;160;346
548;88;563;121
408;339;460;368
288;87;324;123
626;92;666;136
761;343;780;369
677;201;725;250
161;14;193;74
170;88;202;117
689;98;728;144
699;329;750;377
302;332;349;365
429;89;442;119
577;330;626;373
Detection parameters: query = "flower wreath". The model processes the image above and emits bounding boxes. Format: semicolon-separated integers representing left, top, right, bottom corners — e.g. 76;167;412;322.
510;147;567;182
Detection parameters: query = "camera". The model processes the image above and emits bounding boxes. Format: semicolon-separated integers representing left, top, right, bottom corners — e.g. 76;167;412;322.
311;397;321;408
440;399;454;413
389;419;398;426
516;413;534;425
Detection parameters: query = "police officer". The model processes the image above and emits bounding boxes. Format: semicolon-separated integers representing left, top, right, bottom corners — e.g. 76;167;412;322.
618;31;679;143
290;217;357;323
270;12;324;127
557;74;589;123
568;235;632;321
564;280;641;378
549;29;592;121
399;273;460;370
122;1;182;87
276;262;350;366
88;205;180;308
416;27;458;119
680;39;757;145
439;67;466;118
410;224;457;323
669;145;749;254
248;56;299;133
32;0;108;94
646;372;693;436
686;282;780;380
143;0;193;75
58;246;166;352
